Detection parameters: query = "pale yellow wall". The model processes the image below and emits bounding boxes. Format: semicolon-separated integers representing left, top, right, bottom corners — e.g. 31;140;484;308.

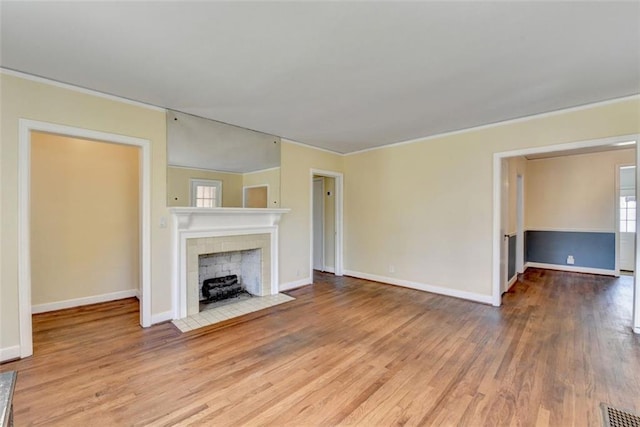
1;74;171;351
525;149;635;231
167;166;243;207
31;133;139;305
507;156;528;235
242;167;280;208
344;98;640;296
323;177;336;269
279;141;343;284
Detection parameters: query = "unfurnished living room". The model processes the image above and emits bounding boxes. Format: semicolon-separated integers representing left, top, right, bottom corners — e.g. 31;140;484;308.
1;1;639;426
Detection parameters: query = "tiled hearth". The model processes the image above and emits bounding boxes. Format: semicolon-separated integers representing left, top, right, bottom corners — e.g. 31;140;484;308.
172;293;294;332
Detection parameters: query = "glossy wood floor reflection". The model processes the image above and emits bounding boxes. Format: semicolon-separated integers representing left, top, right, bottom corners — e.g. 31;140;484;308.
2;269;639;426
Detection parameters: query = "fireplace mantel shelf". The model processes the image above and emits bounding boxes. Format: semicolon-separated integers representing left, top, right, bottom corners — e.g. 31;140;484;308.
170;207;290;230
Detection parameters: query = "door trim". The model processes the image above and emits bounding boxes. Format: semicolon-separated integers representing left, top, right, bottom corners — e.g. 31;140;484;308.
18;119;152;358
492;134;640;335
312;177;325;271
309;169;344;278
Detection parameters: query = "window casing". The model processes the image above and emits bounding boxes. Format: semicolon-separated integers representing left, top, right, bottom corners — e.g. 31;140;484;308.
190;179;222;208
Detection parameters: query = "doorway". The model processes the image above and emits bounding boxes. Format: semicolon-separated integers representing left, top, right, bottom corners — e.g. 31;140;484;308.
309;169;344;278
18;119;152;358
493;133;640;335
618;165;636;273
312;177;325;270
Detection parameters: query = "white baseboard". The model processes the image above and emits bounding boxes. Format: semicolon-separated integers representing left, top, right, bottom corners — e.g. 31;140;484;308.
32;289;139;314
633;327;640;335
525;262;616;276
343;270;493;305
279;277;312;292
507;274;518;290
323;266;335;273
151;310;173;325
0;345;21;363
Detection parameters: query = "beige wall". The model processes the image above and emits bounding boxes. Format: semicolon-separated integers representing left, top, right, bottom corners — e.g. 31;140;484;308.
31;133;140;306
1;74;171;353
323;177;336;270
279;141;343;284
167;166;243;207
525;149;635;231
344;98;640;297
243;167;280;208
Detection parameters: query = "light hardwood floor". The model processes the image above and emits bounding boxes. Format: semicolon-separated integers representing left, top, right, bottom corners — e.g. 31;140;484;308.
1;268;639;426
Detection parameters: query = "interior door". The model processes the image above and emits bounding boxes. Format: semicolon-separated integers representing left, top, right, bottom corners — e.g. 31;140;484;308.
313;178;324;271
620;166;636;272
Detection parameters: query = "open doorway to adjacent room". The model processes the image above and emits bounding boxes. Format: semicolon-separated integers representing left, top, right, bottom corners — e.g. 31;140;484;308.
493;134;640;334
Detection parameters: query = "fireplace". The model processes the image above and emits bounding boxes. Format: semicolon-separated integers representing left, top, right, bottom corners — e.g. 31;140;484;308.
171;207;289;320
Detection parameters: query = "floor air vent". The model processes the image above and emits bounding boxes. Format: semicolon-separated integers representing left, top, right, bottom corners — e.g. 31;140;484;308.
602;403;640;427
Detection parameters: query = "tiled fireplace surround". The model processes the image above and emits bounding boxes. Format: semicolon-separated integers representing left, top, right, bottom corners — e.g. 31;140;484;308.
187;234;270;315
171;207;289;320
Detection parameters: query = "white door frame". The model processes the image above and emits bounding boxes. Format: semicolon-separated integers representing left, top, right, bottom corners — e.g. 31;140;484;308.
515;174;525;274
18;119;152;357
309;169;344;277
492;133;640;335
312;177;325;271
615;163;635;275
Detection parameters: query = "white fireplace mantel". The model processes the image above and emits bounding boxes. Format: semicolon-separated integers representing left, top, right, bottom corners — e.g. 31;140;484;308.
170;207;290;230
170;207;290;319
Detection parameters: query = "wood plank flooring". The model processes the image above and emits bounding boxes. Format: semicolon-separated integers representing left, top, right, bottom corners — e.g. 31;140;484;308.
1;268;639;426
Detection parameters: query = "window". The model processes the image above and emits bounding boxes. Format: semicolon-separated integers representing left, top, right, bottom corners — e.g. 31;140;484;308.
620;195;636;233
190;179;222;208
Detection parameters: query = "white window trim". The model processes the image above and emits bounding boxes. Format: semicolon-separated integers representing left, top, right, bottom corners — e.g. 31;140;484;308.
190;179;222;207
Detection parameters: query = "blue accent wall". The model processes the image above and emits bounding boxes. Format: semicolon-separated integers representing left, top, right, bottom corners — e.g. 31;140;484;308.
508;235;516;280
525;230;615;270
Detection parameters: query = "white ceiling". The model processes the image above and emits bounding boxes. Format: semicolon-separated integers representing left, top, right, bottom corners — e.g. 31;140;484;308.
1;1;639;154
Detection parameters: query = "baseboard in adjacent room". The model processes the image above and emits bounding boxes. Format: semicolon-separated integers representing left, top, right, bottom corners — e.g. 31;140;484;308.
0;345;21;363
322;266;335;273
279;277;312;292
525;262;616;276
31;289;139;314
344;270;493;305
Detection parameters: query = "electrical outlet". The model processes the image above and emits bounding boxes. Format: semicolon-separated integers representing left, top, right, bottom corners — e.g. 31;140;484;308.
567;255;575;265
160;217;167;228
389;265;395;274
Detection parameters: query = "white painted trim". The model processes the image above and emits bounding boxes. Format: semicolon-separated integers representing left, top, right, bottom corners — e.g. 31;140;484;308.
32;289;139;314
323;266;336;273
18;119;153;359
279;277;312;292
243;184;270;208
346;95;640;156
526;227;615;233
634;148;640;333
516;174;525;274
167;164;243;175
0;346;21;363
1;67;165;112
493;134;640;314
344;270;493;305
507;273;518;290
281;138;344;156
525;262;616;276
310;169;344;277
243;166;281;175
312;177;325;271
151;310;174;325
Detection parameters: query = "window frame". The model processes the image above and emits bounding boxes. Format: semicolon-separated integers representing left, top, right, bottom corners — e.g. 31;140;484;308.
190;179;222;208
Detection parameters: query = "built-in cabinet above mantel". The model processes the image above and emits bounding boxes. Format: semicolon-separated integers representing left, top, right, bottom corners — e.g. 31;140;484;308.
169;207;290;231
